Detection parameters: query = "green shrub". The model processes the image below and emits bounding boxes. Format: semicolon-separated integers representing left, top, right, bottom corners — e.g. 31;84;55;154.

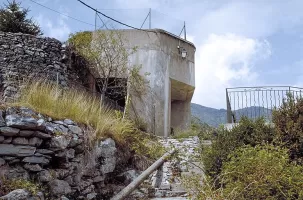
184;145;303;200
202;117;275;180
272;93;303;164
221;145;303;199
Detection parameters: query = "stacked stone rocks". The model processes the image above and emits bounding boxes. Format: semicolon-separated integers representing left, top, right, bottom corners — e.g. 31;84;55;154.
128;137;203;199
0;107;128;200
0;32;69;102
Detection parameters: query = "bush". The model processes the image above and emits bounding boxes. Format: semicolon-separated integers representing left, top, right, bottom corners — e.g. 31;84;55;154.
202;117;275;179
221;145;303;199
272;93;303;164
184;145;303;200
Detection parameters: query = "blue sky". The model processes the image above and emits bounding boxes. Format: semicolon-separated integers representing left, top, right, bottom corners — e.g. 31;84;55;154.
3;0;303;109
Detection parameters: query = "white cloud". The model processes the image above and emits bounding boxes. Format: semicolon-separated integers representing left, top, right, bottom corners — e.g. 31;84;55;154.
192;34;271;109
36;14;71;41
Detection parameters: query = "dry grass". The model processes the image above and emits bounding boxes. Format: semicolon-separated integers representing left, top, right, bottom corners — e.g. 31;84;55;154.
13;81;134;144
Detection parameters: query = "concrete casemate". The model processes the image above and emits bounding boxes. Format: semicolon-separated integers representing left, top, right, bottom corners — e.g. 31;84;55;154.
94;29;195;137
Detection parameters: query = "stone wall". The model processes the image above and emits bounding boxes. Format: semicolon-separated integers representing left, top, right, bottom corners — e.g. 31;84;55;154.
0;32;70;102
0;107;139;200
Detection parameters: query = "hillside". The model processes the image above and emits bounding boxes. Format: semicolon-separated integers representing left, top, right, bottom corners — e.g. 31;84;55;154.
191;103;272;127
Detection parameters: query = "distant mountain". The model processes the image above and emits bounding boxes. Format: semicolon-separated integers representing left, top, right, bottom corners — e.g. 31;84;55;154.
191;103;272;127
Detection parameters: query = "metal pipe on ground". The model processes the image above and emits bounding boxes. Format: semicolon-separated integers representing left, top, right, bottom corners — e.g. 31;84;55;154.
110;149;176;200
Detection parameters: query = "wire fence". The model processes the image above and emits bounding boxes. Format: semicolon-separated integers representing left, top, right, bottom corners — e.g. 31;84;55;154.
226;86;303;123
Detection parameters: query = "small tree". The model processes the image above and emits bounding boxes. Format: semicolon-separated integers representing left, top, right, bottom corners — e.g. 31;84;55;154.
0;0;42;35
69;30;138;101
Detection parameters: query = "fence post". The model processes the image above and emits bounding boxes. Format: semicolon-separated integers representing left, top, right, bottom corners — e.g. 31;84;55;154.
226;88;232;123
149;8;152;29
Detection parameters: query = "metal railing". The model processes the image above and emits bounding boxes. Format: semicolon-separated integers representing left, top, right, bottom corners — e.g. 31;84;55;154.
226;86;303;123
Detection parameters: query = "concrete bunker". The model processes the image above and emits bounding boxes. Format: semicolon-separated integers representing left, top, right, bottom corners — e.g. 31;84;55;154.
93;29;196;137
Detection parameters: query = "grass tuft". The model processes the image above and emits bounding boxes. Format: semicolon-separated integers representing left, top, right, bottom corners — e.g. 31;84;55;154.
13;81;134;144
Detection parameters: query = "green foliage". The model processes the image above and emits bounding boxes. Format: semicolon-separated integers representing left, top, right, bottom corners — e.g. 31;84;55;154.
202;117;275;180
68;30;135;98
68;31;92;50
0;178;40;196
133;117;148;132
221;145;303;199
184;145;303;200
272;93;303;164
123;130;165;160
0;0;42;35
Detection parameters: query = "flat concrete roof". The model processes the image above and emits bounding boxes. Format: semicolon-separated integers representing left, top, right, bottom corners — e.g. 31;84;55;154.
97;28;196;50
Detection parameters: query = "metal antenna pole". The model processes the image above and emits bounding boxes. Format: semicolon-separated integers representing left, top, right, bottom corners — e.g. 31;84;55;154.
184;21;186;40
149;8;151;29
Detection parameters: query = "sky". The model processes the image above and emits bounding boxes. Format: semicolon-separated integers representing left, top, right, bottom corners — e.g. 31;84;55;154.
3;0;303;109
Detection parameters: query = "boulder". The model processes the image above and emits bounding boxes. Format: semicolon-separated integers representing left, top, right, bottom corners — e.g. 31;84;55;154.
64;119;75;125
37;170;52;183
12;137;29;145
53;121;64;125
97;138;116;158
0;144;36;157
19;130;34;137
0;189;30;200
2;137;12;144
34;131;51;139
22;156;50;165
0;110;6;127
5;166;30;180
68;125;82;135
49;136;71;150
48;179;72;196
23;163;43;172
87;193;97;200
55;149;75;159
0;135;4;142
68;136;83;148
59;125;69;134
5;115;45;130
0;127;20;136
97;138;117;174
28;137;43;147
8;159;20;165
100;158;116;175
0;157;5;166
36;149;54;155
3;156;16;161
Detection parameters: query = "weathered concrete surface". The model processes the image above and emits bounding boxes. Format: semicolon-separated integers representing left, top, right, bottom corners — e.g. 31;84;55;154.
94;29;195;137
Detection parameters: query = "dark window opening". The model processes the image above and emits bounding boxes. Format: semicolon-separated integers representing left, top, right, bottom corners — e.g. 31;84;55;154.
95;78;127;109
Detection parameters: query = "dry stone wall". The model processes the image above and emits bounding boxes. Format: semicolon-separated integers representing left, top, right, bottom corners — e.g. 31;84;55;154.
0;31;95;103
0;107;139;200
0;32;70;102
